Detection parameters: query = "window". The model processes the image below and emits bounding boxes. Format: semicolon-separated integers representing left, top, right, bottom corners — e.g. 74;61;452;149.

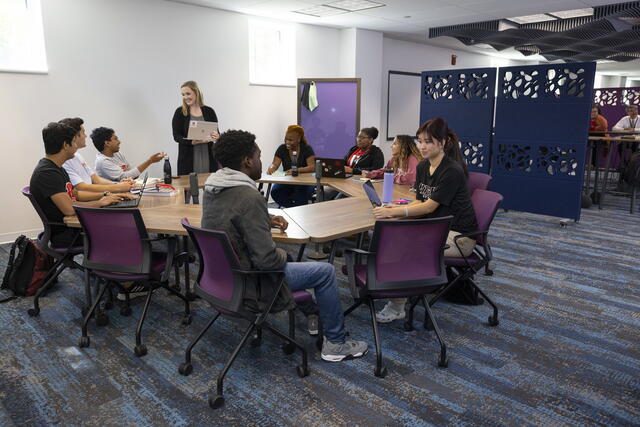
0;0;48;73
248;19;295;87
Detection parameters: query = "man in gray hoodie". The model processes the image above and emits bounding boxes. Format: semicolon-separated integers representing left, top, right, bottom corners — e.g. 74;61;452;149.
202;129;367;362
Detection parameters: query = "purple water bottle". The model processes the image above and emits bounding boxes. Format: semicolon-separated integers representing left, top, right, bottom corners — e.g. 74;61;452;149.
382;168;394;204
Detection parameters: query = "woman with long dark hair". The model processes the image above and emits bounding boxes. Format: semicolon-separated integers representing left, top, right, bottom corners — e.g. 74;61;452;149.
364;134;422;186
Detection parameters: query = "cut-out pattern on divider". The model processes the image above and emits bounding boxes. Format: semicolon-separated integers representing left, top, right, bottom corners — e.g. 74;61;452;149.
460;139;485;168
623;89;640;106
496;144;579;177
536;146;579;176
544;68;586;98
502;70;540;100
594;89;619;107
423;74;454;100
458;72;490;100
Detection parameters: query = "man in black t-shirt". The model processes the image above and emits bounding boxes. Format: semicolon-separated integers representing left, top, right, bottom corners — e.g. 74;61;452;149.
372;118;478;323
29;123;125;248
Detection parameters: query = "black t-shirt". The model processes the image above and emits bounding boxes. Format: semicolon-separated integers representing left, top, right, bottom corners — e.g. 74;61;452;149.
275;143;315;172
29;158;74;238
415;156;478;234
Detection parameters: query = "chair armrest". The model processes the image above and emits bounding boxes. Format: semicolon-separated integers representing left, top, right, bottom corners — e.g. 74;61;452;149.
343;248;375;256
453;230;487;241
233;269;285;275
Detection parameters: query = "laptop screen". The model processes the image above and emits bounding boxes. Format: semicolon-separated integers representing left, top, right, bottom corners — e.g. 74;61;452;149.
362;181;382;207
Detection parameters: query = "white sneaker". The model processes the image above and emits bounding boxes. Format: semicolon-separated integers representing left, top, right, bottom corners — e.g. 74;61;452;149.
375;301;406;323
116;284;148;301
321;337;368;362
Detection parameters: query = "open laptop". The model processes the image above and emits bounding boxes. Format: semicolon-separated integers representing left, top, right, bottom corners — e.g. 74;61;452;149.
109;174;148;208
318;158;352;178
362;180;382;207
186;120;218;141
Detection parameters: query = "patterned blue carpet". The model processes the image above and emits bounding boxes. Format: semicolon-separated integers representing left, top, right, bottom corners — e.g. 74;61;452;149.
0;195;638;426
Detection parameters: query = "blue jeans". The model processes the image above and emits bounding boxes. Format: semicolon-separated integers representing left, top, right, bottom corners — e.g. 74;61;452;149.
284;262;346;343
271;184;314;208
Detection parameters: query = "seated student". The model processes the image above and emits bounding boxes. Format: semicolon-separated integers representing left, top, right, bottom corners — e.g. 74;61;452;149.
344;127;385;175
30;123;126;248
363;135;423;186
60;118;135;200
202;129;367;362
92;127;165;181
372;118;478;323
266;125;316;208
588;106;609;167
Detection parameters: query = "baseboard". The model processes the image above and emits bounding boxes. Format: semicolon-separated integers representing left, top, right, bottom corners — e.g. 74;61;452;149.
0;228;41;245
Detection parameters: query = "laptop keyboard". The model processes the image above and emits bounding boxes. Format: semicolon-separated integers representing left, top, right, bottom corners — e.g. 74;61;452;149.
110;198;139;208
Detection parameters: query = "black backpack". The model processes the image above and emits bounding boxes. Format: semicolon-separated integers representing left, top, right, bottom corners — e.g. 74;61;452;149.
623;152;640;188
1;236;54;302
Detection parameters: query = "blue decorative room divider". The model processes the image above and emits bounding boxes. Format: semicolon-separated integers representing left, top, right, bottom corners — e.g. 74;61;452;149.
420;68;496;173
491;62;596;221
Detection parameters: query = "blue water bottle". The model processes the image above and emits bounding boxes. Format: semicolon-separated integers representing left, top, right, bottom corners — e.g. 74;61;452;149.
382;168;394;204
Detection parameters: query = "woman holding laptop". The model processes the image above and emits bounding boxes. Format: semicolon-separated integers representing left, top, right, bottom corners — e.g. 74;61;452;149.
171;80;220;175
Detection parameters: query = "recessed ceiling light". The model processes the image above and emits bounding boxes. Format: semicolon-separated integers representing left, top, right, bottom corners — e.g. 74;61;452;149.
508;14;557;25
548;8;594;19
292;5;348;17
323;0;385;12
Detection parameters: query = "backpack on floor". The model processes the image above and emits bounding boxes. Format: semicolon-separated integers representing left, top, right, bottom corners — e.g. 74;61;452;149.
1;235;54;302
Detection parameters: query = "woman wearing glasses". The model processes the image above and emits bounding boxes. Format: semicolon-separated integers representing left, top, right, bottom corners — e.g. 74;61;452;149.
343;127;385;175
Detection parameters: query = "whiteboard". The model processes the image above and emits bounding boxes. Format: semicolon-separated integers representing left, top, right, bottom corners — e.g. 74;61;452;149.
386;71;421;141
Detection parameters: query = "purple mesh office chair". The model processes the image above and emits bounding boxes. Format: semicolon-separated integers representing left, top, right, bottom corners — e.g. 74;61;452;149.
74;206;190;357
467;171;491;194
406;190;503;332
343;216;452;376
179;219;310;410
21;187;85;316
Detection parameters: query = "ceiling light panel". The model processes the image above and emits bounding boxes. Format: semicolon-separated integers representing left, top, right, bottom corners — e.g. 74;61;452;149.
508;14;557;25
323;0;385;12
292;5;347;17
548;7;594;19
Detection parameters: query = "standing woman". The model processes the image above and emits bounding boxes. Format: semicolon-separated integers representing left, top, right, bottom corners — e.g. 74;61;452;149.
364;135;422;186
344;127;385;175
267;125;316;207
172;80;220;175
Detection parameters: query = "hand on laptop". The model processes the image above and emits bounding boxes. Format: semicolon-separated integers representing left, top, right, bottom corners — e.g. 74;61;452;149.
113;181;134;192
345;166;353;174
210;130;220;141
270;215;288;231
373;205;400;219
192;140;208;145
98;193;125;207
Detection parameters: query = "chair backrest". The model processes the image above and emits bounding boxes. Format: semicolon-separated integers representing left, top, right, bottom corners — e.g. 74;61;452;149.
74;206;151;274
181;218;245;313
471;189;503;247
21;186;53;247
367;216;452;291
467;172;492;194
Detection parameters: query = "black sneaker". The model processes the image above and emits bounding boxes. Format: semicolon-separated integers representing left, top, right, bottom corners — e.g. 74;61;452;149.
321;337;368;362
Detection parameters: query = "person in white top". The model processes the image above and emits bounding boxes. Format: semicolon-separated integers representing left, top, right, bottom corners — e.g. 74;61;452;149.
612;105;640;139
60;118;135;201
91;126;165;181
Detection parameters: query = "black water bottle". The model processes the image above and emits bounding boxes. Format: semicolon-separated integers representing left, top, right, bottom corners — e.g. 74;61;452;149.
163;156;172;184
291;151;299;177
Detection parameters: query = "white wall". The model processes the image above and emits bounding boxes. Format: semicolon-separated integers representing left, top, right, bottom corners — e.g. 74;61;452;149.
0;0;342;242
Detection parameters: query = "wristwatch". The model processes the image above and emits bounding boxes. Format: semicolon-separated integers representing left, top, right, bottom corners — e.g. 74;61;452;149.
103;191;111;196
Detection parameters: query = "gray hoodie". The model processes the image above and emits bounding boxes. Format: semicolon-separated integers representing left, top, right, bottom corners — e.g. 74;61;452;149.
201;168;292;312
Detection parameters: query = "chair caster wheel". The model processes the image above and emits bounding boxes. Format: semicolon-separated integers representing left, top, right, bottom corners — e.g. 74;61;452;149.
423;320;434;331
120;307;132;316
96;312;109;327
403;321;414;331
134;344;147;357
178;362;192;376
485;269;494;276
208;394;225;409
282;343;296;355
27;308;40;317
296;365;309;378
182;314;192;326
79;336;90;348
488;315;499;326
104;301;114;310
374;365;387;378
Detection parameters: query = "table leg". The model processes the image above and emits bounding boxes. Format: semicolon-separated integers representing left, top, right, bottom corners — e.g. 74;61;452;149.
181;235;196;300
327;240;337;265
598;141;615;209
296;244;306;262
585;141;593;195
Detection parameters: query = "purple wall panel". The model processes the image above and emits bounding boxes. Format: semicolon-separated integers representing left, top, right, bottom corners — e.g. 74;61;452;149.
299;81;358;159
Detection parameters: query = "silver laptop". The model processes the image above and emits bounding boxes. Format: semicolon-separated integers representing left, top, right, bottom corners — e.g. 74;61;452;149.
109;174;148;208
186;120;218;140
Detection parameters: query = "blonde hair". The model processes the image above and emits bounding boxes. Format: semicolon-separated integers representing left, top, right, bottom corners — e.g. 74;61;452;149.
180;80;204;116
392;135;422;173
